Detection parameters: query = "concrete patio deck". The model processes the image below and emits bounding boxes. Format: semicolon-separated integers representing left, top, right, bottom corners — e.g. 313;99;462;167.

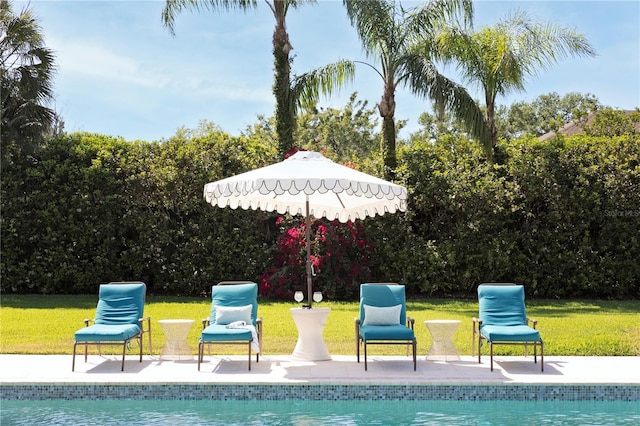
1;354;638;385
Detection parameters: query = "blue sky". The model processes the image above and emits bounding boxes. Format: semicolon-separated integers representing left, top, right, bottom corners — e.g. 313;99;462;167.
23;0;640;142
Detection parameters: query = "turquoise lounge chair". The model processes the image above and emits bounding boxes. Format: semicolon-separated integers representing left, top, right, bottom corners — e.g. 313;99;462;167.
472;283;544;372
198;281;263;371
355;283;416;371
72;281;152;371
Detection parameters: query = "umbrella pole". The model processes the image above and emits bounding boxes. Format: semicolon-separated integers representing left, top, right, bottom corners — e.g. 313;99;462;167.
305;198;313;308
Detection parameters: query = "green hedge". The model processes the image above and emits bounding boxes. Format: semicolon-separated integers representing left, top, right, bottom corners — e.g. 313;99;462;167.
1;131;638;299
1;132;278;295
394;134;639;299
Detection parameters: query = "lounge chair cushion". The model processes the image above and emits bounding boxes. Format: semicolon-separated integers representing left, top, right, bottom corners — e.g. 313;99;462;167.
74;324;141;342
362;304;402;326
201;324;252;342
478;285;527;326
94;283;146;325
359;284;408;325
359;324;415;341
214;304;253;325
480;324;540;342
209;283;258;327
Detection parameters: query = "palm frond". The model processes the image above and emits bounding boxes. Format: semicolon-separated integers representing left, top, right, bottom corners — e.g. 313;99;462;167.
402;54;489;150
342;0;395;57
292;60;356;110
162;0;258;35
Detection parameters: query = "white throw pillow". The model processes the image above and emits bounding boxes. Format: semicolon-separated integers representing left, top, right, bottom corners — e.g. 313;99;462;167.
362;304;402;326
214;304;253;325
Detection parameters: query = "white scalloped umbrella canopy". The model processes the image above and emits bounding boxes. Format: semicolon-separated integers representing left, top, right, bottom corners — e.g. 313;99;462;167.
203;150;407;307
203;150;407;222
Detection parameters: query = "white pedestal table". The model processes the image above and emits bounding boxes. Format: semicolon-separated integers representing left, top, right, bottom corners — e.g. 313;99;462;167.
290;307;331;361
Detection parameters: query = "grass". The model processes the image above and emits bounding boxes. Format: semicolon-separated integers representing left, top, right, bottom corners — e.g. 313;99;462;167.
1;295;638;357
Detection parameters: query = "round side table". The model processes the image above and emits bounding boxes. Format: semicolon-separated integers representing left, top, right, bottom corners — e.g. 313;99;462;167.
424;320;461;361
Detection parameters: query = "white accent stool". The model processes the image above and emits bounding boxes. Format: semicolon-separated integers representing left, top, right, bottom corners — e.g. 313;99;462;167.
158;319;194;361
424;320;461;361
290;307;331;361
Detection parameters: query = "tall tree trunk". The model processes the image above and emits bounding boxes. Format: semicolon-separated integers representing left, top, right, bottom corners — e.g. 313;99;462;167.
272;1;294;160
378;83;397;181
485;98;497;162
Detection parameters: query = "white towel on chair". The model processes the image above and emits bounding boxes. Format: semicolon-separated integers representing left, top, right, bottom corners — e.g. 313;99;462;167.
226;321;260;353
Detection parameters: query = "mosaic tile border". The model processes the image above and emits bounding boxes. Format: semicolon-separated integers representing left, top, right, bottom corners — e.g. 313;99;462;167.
2;384;638;401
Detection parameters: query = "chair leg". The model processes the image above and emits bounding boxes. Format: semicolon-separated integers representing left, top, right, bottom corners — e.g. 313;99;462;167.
412;340;417;371
139;335;143;363
256;338;260;363
478;334;482;364
471;326;476;357
356;337;360;363
197;341;203;371
72;343;77;371
540;341;544;372
364;341;368;371
490;343;494;372
248;342;252;371
121;342;127;371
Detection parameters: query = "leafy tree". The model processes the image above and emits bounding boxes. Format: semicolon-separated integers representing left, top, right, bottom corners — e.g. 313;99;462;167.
295;92;380;162
436;10;596;159
343;0;487;180
162;0;353;160
1;0;57;169
410;103;470;142
584;108;640;137
505;92;601;139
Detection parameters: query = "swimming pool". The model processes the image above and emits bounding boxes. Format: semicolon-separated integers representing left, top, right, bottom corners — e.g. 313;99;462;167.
2;399;639;425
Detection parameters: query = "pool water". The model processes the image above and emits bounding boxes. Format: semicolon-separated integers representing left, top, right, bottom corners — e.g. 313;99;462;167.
2;399;638;425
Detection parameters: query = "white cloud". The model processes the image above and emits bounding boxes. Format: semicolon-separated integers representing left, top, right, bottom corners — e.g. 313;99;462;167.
52;37;171;89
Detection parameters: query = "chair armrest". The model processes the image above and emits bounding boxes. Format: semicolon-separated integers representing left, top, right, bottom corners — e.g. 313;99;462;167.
527;317;538;329
138;316;152;356
202;318;210;329
138;316;151;331
472;318;483;335
471;317;483;357
83;318;95;327
407;316;415;330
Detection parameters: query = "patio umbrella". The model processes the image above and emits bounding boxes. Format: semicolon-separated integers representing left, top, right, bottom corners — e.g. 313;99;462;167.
203;150;407;307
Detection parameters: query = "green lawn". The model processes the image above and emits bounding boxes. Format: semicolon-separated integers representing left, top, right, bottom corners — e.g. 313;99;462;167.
1;295;638;357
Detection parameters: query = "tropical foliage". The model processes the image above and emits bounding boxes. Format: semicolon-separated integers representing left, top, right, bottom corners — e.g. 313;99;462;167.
435;10;596;159
260;215;372;301
1;2;637;302
162;0;353;159
342;0;487;180
2;120;638;299
0;0;57;169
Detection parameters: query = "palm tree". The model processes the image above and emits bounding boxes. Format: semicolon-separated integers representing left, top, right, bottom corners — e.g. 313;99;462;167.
162;0;353;159
343;0;488;180
436;10;596;159
1;0;57;168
